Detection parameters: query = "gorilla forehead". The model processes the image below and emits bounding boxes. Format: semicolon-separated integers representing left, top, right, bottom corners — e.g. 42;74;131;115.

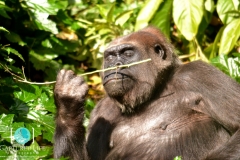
104;43;134;54
107;30;161;49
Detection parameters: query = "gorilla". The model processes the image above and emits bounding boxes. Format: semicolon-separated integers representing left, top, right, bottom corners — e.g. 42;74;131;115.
53;27;240;160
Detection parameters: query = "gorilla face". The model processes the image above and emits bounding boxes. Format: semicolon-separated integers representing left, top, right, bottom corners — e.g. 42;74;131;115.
102;43;141;97
101;28;178;112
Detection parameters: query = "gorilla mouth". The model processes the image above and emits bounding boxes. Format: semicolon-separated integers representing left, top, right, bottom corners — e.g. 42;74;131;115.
103;72;131;85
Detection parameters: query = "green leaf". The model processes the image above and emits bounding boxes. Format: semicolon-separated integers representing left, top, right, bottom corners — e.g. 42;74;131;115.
205;0;215;13
25;123;42;138
211;54;240;82
0;122;24;143
174;156;182;160
12;122;25;131
210;27;224;59
42;39;53;48
43;126;54;142
2;47;24;61
0;114;14;130
56;10;74;25
115;10;133;26
14;90;36;103
27;111;54;142
25;0;58;15
211;55;240;83
8;67;22;76
29;50;60;80
135;0;163;31
0;27;9;33
10;98;29;116
107;3;115;23
29;11;58;34
16;140;53;159
150;0;173;38
4;31;23;43
0;114;14;142
217;0;239;24
24;0;63;34
97;4;109;20
29;50;60;71
219;18;240;54
48;0;68;10
37;92;56;113
173;0;204;40
0;1;12;19
27;111;54;130
41;36;79;53
14;84;39;102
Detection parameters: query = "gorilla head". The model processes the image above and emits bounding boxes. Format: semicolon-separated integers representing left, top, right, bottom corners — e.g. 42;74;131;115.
102;27;181;113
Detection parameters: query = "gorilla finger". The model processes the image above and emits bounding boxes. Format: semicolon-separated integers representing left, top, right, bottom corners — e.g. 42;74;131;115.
69;75;85;86
56;69;67;83
75;83;89;98
62;70;76;83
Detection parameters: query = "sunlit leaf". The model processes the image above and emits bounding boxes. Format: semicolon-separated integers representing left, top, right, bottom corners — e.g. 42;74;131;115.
174;156;182;160
217;0;239;24
0;27;9;32
48;0;68;10
219;18;240;54
210;27;224;59
89;75;102;85
29;11;58;34
42;39;53;48
135;0;163;31
115;10;133;26
173;0;204;40
27;111;54;130
107;3;115;23
25;0;58;15
211;54;240;82
205;0;215;13
0;114;14;129
37;92;55;113
0;114;15;142
25;123;42;138
150;0;173;38
97;4;109;20
27;111;54;142
14;89;36;103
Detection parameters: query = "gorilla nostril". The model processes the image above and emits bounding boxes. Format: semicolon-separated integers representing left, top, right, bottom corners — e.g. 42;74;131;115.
115;62;122;66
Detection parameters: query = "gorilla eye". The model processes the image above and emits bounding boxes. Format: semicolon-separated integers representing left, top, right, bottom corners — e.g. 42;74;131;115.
106;55;113;61
123;50;133;57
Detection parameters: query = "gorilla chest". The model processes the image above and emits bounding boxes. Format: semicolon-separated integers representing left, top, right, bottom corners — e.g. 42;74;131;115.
111;101;207;139
110;108;203;147
106;103;224;159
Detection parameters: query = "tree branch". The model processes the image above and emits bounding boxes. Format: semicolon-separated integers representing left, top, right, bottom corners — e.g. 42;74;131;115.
1;58;152;85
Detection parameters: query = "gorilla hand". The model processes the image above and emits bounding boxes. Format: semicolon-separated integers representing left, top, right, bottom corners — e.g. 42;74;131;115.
54;69;88;112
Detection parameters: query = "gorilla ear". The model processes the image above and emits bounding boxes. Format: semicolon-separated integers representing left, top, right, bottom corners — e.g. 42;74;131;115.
154;44;166;59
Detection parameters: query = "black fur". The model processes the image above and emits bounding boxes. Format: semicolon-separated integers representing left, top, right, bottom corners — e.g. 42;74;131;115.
54;27;240;160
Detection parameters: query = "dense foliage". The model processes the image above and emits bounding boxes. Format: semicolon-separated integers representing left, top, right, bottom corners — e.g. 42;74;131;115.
0;0;239;159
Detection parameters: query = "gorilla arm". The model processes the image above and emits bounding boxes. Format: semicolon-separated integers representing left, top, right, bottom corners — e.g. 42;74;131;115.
175;61;240;159
54;70;89;160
